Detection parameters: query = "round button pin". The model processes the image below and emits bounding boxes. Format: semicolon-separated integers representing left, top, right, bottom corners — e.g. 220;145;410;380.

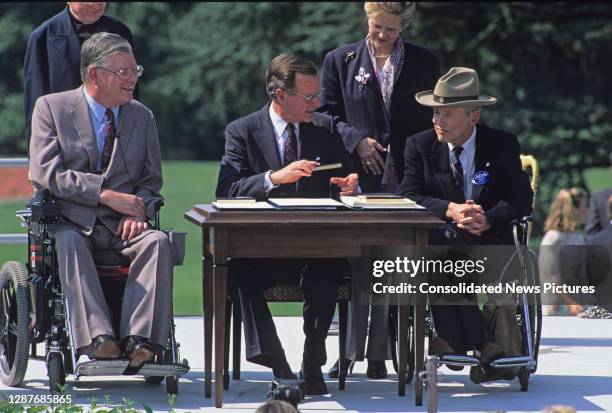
472;170;490;185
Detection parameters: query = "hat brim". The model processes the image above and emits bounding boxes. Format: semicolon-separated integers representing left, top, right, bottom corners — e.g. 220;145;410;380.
415;91;497;107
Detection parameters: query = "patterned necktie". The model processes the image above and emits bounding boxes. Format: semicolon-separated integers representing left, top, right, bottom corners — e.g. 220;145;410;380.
450;146;464;195
283;123;297;166
101;108;116;171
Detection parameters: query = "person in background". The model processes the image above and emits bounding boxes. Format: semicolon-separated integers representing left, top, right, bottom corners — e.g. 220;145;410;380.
24;2;136;148
539;187;591;316
586;187;612;236
319;1;440;380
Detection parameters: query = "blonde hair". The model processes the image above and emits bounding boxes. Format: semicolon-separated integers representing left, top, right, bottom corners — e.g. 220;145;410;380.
543;187;588;233
364;2;416;30
542;405;577;413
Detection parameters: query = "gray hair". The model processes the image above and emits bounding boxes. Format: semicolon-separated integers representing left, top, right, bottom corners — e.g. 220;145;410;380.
265;53;318;100
80;32;133;83
364;2;416;30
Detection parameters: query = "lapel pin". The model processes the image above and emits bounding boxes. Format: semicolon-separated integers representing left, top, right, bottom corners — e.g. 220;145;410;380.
485;162;490;167
472;170;490;185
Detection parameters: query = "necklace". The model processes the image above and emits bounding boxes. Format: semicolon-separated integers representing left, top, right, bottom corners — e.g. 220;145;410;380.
375;54;390;59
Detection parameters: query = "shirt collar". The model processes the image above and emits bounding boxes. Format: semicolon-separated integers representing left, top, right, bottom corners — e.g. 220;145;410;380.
448;125;477;154
83;88;119;124
269;103;298;139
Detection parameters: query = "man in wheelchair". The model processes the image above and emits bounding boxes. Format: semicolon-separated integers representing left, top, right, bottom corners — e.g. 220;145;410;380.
28;32;173;371
397;67;534;383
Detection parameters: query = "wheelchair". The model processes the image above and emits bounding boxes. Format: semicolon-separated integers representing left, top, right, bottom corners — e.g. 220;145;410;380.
0;191;189;394
400;155;543;396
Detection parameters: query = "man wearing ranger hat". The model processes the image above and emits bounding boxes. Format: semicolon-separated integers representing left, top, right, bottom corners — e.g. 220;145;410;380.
397;67;533;383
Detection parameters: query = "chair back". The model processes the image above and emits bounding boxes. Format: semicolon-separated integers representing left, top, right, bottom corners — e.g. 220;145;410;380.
520;154;539;241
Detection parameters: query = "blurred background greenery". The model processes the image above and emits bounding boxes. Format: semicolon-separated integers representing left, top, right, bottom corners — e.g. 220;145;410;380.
1;3;611;315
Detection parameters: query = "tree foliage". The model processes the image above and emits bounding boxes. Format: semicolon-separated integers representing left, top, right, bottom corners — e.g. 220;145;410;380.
1;2;611;234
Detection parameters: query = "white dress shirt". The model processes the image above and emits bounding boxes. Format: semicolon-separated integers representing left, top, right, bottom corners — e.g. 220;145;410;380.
448;126;476;200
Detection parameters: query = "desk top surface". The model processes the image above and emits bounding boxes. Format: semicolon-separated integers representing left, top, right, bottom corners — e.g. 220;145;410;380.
185;204;445;229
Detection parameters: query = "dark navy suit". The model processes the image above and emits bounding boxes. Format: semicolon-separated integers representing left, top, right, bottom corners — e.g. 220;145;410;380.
397;124;533;352
319;39;440;192
216;104;352;369
24;7;135;147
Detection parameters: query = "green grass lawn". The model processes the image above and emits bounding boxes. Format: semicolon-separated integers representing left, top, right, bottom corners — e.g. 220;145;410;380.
1;163;609;316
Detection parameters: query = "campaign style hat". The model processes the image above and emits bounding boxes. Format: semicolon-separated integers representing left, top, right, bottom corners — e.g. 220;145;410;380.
415;67;497;107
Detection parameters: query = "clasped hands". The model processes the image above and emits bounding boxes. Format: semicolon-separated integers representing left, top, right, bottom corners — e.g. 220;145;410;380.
99;189;148;241
270;159;358;195
446;200;490;236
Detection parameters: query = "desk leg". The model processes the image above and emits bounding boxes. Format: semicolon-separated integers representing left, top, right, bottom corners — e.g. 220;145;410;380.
214;263;228;408
203;255;213;398
398;302;409;396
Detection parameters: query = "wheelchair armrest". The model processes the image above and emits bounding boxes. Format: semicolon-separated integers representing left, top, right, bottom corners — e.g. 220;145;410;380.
29;190;61;225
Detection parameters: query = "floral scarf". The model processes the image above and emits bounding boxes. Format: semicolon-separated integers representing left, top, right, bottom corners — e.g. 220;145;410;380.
365;35;405;116
365;36;405;192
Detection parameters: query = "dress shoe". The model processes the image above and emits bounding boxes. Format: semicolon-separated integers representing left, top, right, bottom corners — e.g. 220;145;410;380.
429;336;464;371
366;360;388;379
122;335;153;368
300;364;328;395
479;342;504;365
328;358;354;379
470;365;517;384
91;334;121;360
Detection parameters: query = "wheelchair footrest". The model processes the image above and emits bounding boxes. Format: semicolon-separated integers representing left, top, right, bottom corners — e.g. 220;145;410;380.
438;355;480;366
490;356;535;369
75;359;189;377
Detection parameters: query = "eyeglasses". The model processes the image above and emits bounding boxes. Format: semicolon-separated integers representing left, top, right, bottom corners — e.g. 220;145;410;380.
290;88;324;102
97;65;144;80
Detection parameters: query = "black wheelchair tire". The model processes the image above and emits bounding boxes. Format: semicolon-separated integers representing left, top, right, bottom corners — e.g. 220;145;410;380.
47;352;66;394
0;261;31;387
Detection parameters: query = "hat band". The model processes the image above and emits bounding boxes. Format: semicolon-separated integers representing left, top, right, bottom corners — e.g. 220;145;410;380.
433;94;479;104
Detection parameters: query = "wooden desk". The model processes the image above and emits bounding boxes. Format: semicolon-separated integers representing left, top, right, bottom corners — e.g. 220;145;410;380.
185;204;445;407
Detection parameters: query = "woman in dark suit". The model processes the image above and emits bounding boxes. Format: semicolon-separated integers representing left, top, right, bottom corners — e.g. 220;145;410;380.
319;2;440;378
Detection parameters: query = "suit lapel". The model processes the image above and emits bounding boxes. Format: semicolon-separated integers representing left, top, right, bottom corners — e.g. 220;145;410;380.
354;41;387;126
105;103;136;176
69;87;99;172
255;104;282;171
50;9;81;73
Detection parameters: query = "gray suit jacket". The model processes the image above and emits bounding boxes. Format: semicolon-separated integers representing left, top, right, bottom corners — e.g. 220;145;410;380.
29;86;163;235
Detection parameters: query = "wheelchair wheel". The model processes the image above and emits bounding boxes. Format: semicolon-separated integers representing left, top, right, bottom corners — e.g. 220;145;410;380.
0;261;31;386
520;249;542;374
390;305;415;384
47;352;66;394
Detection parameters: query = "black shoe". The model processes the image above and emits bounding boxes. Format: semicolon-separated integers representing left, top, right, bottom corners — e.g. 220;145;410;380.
300;365;328;396
122;335;153;368
366;360;387;379
328;358;354;379
91;334;121;360
470;365;517;384
272;359;297;380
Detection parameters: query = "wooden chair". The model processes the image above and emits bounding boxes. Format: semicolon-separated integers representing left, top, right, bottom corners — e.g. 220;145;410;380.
224;273;351;390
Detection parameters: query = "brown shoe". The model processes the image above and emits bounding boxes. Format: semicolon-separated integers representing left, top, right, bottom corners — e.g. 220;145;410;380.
479;342;504;365
91;335;121;360
429;336;464;371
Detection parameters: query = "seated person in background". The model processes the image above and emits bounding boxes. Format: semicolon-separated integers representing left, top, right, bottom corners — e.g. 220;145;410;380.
539;188;592;316
396;67;533;383
216;53;358;395
28;32;173;370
